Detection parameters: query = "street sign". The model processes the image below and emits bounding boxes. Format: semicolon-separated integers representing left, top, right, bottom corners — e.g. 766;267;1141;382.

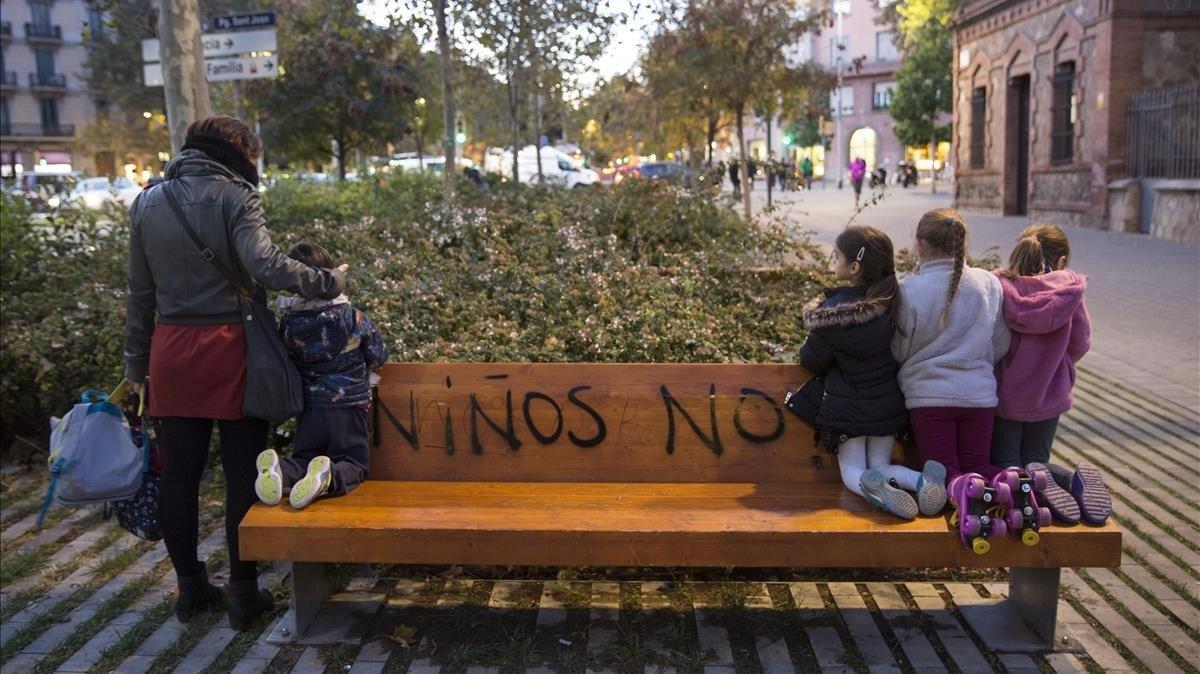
210;11;276;32
144;56;278;87
141;28;277;62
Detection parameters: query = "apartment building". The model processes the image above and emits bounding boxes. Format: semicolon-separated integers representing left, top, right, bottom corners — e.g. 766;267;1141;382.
1;0;101;177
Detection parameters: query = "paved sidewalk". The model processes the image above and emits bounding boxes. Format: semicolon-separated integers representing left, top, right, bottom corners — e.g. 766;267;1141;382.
1;366;1197;673
758;185;1200;414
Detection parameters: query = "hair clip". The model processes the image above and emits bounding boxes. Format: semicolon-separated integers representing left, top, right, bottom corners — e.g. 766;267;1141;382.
856;246;866;262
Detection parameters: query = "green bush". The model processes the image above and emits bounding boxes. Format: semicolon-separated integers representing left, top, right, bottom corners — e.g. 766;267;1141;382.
0;175;828;453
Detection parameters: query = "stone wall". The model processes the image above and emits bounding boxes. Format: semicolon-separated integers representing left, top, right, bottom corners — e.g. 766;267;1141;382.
1031;168;1092;209
955;171;1002;209
1149;180;1200;243
1106;180;1140;233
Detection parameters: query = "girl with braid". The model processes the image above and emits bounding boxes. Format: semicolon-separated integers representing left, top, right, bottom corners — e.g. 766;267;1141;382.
891;209;1010;484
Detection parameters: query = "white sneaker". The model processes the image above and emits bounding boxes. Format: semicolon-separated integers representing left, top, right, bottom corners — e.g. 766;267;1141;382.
254;450;283;506
289;456;332;510
860;468;918;520
916;460;948;516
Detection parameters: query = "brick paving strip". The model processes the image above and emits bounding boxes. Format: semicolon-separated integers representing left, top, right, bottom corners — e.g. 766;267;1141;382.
1;368;1197;673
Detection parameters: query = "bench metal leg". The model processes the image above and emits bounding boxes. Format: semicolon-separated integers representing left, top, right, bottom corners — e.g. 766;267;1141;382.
1009;567;1060;646
291;561;330;638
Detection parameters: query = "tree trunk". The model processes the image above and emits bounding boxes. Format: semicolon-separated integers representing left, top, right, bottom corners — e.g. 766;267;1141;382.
435;0;455;192
736;104;751;219
706;114;717;167
508;83;520;183
334;139;346;182
929;124;937;194
158;0;210;153
534;87;544;182
765;112;773;208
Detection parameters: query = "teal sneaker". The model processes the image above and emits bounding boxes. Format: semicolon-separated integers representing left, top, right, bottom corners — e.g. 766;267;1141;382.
254;449;283;506
289;456;332;510
860;469;918;520
916;460;948;516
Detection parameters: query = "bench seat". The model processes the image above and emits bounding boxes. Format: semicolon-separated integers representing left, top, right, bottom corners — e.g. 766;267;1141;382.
240;480;1121;569
240;364;1122;646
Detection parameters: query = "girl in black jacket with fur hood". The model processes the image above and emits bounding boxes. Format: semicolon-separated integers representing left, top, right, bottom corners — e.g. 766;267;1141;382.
789;226;946;520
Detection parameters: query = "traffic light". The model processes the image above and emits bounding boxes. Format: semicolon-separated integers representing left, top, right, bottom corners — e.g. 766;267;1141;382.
782;134;794;146
455;131;467;144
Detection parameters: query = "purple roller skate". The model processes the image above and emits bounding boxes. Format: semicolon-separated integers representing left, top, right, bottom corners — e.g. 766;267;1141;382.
948;473;1011;555
994;468;1052;547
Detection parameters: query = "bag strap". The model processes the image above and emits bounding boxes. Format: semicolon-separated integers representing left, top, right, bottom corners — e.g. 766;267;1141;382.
161;181;252;298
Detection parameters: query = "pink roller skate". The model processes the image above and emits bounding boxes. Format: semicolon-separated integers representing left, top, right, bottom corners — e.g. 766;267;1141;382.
993;468;1052;547
948;473;1011;555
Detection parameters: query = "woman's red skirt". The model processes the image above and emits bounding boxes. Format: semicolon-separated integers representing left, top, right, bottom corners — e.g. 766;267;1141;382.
149;323;246;419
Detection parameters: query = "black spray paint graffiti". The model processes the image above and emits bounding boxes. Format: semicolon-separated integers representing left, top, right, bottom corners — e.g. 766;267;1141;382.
374;381;784;456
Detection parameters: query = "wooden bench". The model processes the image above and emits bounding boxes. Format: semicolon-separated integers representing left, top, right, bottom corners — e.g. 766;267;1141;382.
240;363;1121;644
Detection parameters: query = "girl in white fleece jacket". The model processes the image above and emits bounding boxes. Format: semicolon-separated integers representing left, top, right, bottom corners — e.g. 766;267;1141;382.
891;209;1010;482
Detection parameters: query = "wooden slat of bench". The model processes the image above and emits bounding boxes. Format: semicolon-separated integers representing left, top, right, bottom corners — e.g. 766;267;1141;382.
240;481;1121;569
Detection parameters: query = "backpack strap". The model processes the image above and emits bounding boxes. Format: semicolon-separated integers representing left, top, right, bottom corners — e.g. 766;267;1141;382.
161;181;252;299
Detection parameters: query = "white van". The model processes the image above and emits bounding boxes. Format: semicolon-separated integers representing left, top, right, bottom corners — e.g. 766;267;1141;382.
497;145;599;189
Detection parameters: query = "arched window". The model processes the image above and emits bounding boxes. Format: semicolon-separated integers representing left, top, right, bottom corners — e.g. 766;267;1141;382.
848;128;878;171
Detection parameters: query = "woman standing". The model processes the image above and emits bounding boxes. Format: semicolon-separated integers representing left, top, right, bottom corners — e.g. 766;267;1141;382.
124;117;344;630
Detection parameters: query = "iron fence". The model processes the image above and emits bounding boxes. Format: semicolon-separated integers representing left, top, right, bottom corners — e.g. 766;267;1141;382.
1126;83;1200;179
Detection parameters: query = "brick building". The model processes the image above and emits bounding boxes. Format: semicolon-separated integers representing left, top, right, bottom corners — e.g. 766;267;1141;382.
950;0;1200;242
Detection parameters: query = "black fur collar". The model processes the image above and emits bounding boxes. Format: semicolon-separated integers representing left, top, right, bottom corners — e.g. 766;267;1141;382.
802;294;887;330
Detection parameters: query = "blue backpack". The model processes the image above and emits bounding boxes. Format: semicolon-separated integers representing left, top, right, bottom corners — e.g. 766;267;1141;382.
39;390;144;529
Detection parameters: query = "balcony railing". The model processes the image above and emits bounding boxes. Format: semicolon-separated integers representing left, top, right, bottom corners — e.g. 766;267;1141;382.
29;72;67;89
1;71;17;88
0;123;76;137
24;22;63;41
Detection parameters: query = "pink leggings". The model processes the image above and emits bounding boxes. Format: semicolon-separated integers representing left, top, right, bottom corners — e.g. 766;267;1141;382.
909;407;1001;481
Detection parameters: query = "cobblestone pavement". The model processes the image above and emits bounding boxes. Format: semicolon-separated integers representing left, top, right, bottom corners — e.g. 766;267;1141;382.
756;184;1200;414
1;367;1197;673
0;186;1196;673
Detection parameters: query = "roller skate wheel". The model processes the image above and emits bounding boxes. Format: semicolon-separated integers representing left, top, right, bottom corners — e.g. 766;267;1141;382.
1039;507;1052;527
1022;529;1040;546
950;511;959;526
972;538;990;555
963;515;982;536
983;491;993;503
1008;510;1024;532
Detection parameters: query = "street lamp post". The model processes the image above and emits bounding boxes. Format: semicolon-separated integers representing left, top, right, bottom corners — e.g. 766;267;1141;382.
833;0;849;190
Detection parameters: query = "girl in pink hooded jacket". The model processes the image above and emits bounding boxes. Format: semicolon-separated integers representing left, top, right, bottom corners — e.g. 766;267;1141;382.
991;224;1091;468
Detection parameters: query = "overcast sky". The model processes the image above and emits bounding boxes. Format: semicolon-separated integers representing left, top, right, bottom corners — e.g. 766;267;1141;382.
359;0;655;93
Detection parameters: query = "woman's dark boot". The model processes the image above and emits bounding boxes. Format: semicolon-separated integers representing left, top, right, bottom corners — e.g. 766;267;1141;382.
228;579;275;631
176;568;224;622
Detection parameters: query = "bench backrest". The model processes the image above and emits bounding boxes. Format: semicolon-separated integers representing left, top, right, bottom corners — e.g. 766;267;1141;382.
371;362;846;484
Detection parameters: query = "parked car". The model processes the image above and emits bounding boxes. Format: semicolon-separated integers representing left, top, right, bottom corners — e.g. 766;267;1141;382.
637;162;694;186
611;164;641;185
71;177;117;209
68;176;146;209
498;145;599;189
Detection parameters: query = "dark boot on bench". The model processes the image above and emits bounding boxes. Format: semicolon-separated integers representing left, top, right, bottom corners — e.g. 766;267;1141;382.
228;579;275;631
175;568;224;623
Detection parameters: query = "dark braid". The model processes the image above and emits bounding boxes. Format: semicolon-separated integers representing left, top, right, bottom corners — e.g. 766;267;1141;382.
940;219;966;327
